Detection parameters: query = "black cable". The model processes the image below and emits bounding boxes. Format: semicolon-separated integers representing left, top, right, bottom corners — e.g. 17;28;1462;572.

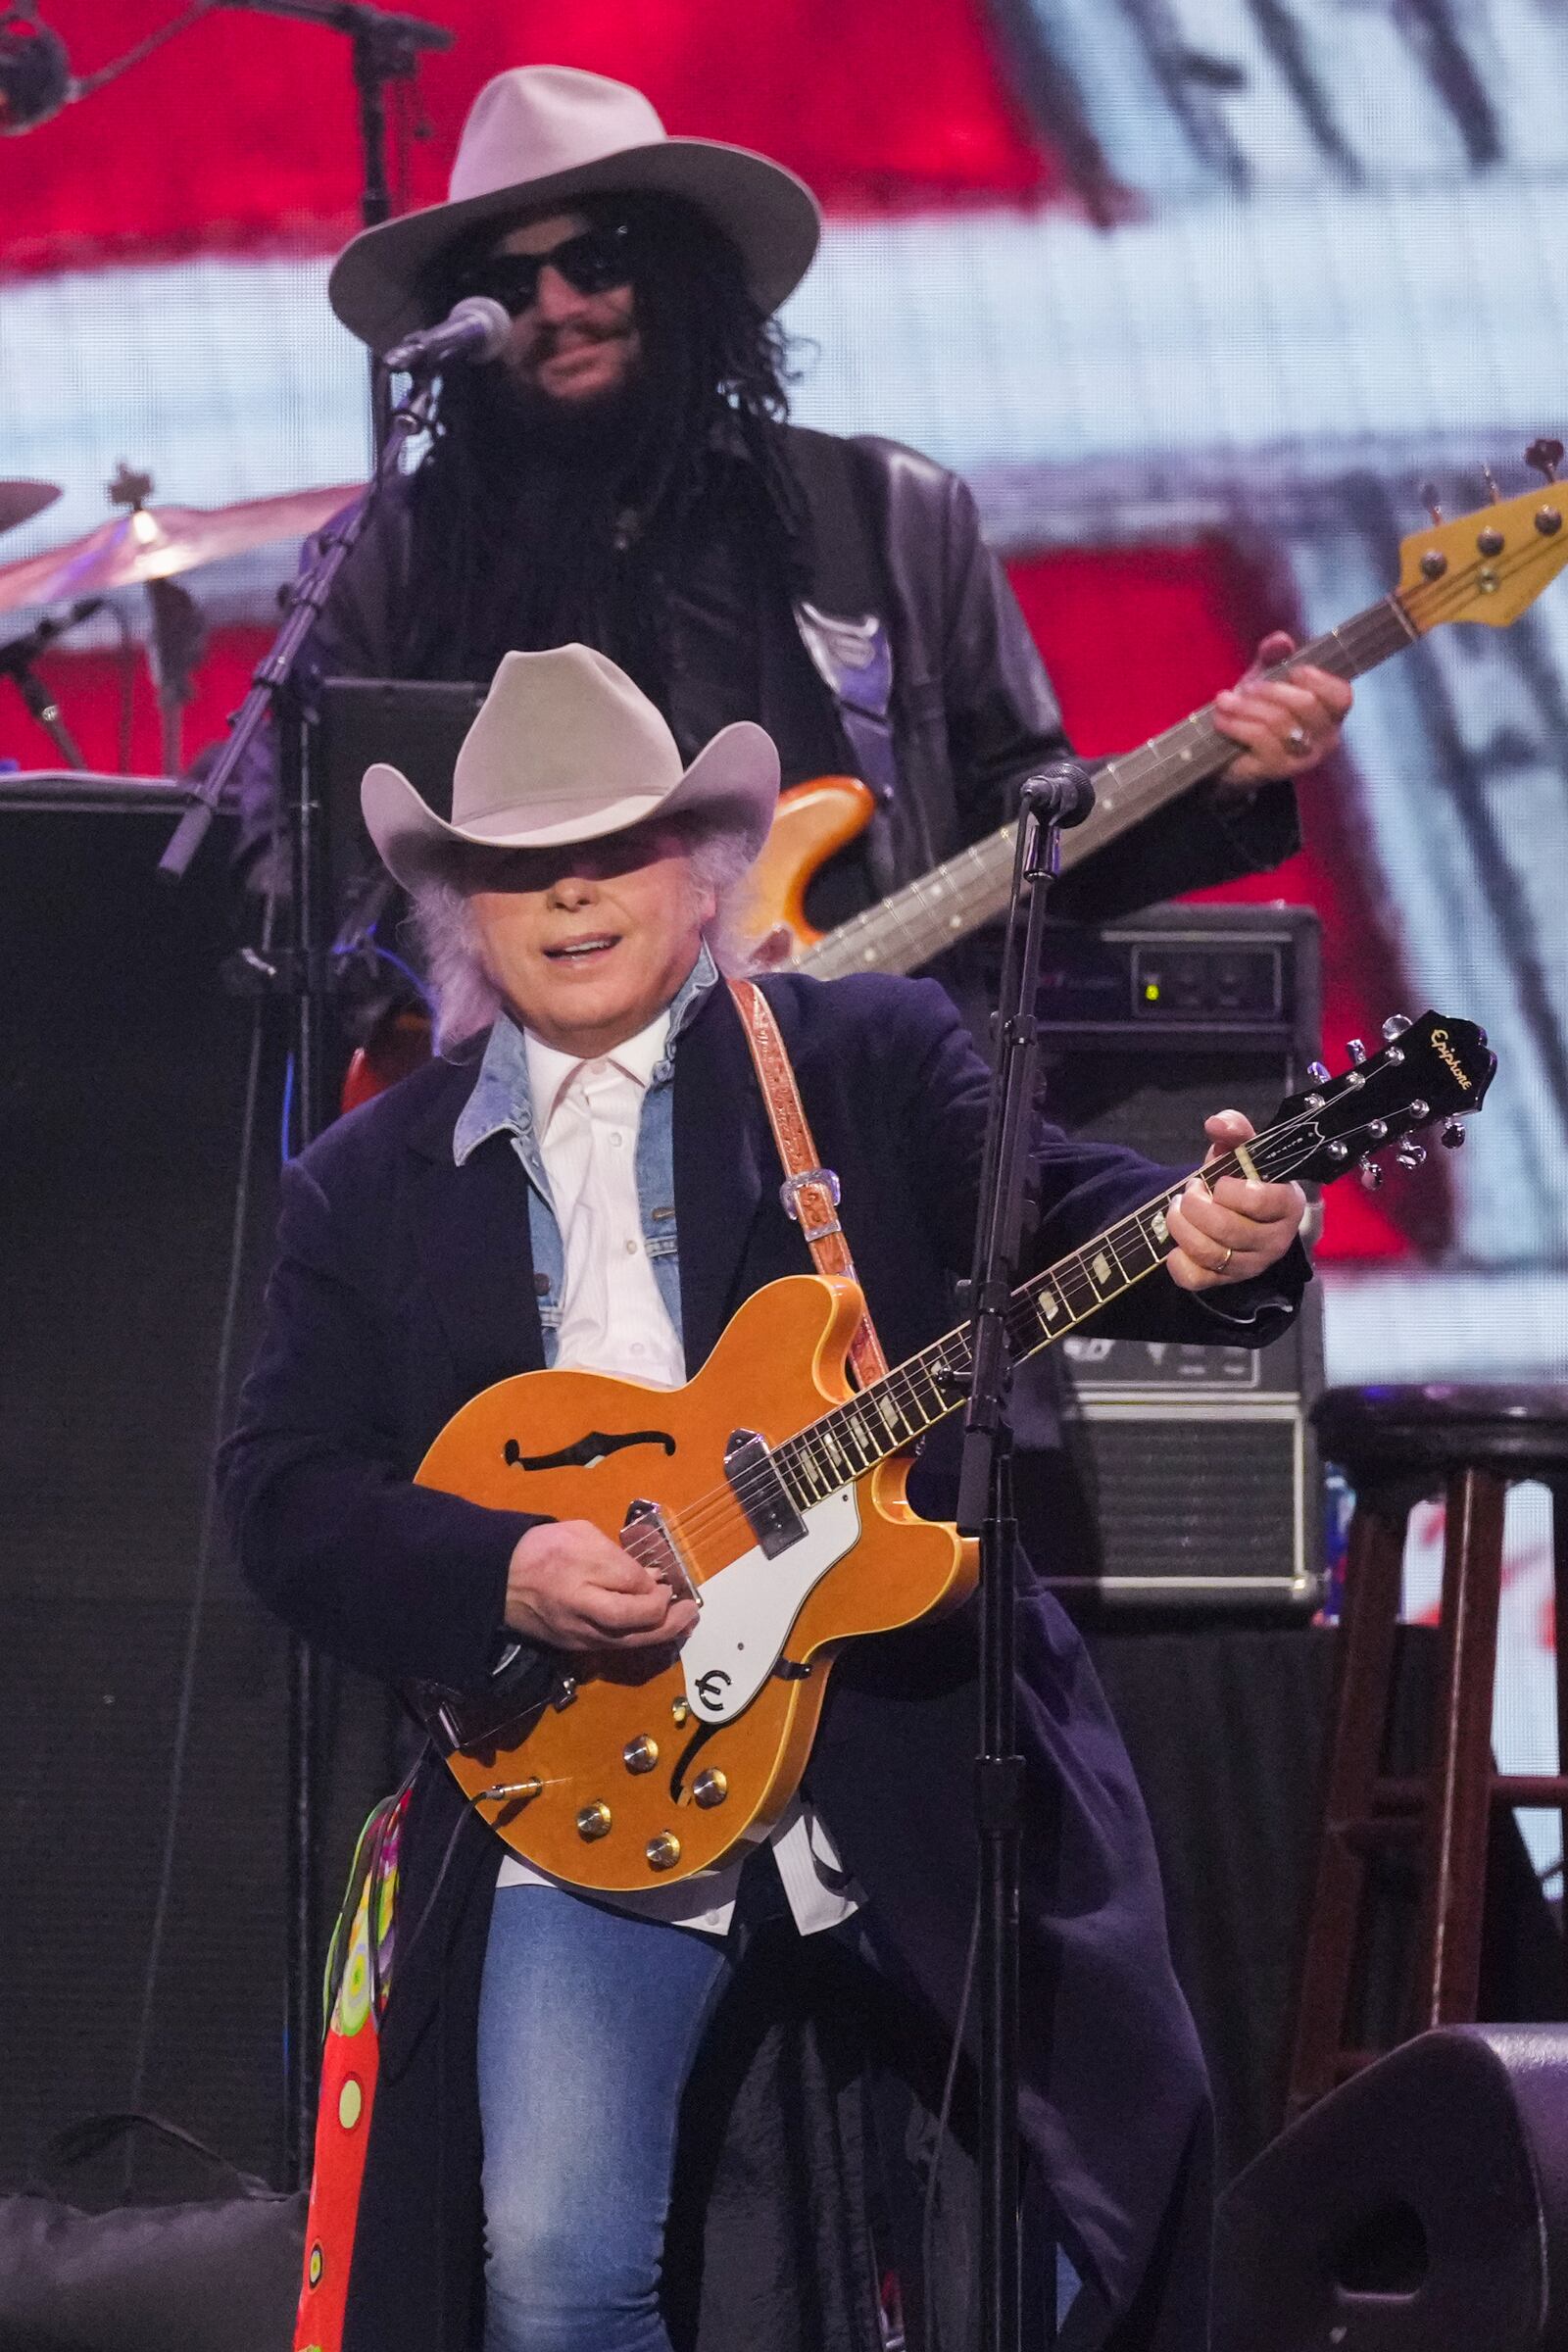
124;895;273;2128
920;1889;982;2352
71;0;217;99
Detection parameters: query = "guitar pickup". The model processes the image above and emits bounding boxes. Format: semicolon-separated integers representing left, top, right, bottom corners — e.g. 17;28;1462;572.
724;1428;806;1558
622;1499;698;1603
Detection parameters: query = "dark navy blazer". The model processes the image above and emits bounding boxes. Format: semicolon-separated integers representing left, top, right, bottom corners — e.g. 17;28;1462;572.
222;971;1307;2350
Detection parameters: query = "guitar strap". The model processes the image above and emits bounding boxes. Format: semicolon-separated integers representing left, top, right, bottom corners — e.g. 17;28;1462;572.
726;977;889;1390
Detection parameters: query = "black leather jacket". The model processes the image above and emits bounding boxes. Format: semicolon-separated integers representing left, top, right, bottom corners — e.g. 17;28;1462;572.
230;422;1298;922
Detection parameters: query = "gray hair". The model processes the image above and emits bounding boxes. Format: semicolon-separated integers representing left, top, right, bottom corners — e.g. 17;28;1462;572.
404;816;761;1056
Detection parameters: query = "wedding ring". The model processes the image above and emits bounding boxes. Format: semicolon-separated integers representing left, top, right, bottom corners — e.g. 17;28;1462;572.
1286;725;1310;756
1216;1246;1234;1272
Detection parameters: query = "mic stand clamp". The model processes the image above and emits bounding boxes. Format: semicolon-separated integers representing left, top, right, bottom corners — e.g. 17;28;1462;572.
1;653;87;770
956;760;1088;2352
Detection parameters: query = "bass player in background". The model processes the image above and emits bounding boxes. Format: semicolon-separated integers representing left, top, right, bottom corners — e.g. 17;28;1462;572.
221;645;1310;2351
228;63;1350;946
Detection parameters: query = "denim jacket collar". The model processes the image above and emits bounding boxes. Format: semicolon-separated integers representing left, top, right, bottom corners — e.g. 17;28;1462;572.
453;941;719;1169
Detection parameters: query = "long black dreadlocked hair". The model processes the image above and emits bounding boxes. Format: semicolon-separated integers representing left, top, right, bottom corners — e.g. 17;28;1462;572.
398;191;808;697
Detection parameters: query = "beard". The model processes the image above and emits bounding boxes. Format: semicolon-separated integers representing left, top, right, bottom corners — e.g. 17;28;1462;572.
485;328;653;477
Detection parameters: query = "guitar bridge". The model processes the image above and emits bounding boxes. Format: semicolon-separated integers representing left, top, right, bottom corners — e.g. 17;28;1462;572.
622;1499;697;1602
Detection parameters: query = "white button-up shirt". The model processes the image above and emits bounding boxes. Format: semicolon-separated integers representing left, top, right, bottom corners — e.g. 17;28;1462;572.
494;1000;861;1938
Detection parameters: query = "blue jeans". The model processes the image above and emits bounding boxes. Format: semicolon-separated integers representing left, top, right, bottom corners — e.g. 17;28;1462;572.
477;1884;733;2352
477;1884;1084;2350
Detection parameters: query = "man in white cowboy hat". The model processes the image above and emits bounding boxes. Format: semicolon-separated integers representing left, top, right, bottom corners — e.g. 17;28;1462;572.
223;646;1309;2352
231;59;1350;943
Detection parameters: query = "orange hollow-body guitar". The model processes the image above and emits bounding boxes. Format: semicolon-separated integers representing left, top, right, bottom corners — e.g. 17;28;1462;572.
409;1010;1494;1895
416;1273;976;1892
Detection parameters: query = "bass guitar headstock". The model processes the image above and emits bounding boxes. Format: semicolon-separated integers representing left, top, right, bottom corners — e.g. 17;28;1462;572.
1252;1011;1496;1193
1398;442;1568;630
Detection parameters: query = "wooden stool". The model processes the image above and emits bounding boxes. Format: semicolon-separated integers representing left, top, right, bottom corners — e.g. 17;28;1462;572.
1287;1383;1568;2123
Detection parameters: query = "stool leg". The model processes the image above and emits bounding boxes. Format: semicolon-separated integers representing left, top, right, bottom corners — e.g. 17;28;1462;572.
1413;1465;1507;2029
1287;1496;1406;2121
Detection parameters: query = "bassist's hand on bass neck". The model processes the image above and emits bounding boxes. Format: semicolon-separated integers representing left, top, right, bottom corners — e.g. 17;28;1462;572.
1211;628;1353;787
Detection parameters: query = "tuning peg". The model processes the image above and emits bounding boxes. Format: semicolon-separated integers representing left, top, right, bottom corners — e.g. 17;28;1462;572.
1396;1141;1427;1169
1358;1157;1384;1191
1348;1038;1367;1066
1526;437;1564;485
1482;462;1503;505
1441;1116;1466;1149
1381;1012;1412;1041
1306;1060;1330;1085
1420;481;1445;525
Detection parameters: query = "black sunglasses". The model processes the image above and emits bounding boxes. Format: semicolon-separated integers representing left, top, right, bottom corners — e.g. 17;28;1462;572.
461;222;633;317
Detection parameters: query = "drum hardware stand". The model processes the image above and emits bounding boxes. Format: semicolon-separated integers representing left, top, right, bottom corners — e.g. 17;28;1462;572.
956;760;1094;2352
0;595;103;768
163;375;436;2186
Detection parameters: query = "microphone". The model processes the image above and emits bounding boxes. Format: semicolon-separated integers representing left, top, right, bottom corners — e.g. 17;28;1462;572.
1020;758;1096;830
0;8;73;134
0;596;103;675
381;296;512;376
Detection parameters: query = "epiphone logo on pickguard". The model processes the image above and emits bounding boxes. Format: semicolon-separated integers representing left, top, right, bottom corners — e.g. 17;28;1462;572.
1428;1027;1475;1093
503;1429;677;1473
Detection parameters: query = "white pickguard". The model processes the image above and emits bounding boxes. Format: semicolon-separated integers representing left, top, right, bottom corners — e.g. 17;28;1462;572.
679;1487;861;1725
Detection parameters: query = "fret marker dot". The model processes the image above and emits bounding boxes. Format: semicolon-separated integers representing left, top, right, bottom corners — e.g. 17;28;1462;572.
1092;1252;1111;1285
1152;1211;1169;1243
1040;1294;1060;1323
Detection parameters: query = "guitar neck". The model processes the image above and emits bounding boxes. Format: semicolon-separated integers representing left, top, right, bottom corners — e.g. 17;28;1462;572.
795;594;1415;982
764;1164;1224;1511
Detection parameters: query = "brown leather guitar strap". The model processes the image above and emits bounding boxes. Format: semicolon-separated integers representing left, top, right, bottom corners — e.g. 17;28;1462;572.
726;977;889;1389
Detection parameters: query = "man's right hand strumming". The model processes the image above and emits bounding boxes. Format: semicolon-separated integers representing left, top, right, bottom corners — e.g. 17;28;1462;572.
505;1519;700;1650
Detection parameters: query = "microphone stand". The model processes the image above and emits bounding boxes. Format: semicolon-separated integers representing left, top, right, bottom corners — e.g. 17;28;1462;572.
219;0;454;458
956;763;1091;2352
160;377;435;2186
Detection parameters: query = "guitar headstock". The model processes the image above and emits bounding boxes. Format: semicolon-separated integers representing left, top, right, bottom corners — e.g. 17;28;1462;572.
1398;446;1568;629
1252;1011;1496;1192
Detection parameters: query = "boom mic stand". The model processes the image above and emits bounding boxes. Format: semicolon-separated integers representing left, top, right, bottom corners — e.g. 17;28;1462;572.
956;760;1094;2352
164;375;435;2185
219;0;454;458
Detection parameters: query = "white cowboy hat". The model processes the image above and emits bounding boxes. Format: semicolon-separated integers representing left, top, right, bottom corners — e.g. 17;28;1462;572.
330;65;822;356
361;644;780;892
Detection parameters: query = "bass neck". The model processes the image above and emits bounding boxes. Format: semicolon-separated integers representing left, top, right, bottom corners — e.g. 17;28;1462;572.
794;595;1413;982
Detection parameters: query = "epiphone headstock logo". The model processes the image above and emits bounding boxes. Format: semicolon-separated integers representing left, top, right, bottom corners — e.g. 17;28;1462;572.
1428;1027;1475;1092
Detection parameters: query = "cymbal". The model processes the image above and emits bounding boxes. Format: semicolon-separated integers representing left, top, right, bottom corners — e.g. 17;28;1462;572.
0;483;361;614
0;480;61;539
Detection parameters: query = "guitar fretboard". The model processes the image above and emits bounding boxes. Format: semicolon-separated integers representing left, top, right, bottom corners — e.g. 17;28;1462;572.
765;1122;1301;1514
795;595;1415;982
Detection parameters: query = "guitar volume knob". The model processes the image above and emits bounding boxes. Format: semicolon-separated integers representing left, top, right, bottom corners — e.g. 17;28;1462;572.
646;1832;681;1872
622;1737;659;1774
576;1802;612;1841
692;1769;729;1809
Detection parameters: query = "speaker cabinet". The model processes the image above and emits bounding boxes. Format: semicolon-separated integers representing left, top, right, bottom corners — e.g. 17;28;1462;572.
1214;2026;1568;2350
1039;903;1324;1611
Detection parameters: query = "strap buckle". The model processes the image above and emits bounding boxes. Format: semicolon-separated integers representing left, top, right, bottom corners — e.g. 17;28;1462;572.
779;1166;843;1244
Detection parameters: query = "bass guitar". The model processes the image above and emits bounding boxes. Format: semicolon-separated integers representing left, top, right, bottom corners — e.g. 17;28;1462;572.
340;456;1568;1110
743;453;1568;976
413;1009;1494;1891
